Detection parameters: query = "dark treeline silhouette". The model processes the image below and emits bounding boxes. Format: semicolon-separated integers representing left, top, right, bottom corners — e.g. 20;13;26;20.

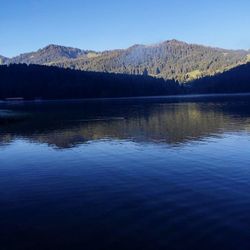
189;63;250;94
0;64;181;100
1;62;250;100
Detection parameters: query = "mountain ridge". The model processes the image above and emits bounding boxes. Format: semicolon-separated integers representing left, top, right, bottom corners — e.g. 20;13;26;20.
8;44;99;65
2;40;250;82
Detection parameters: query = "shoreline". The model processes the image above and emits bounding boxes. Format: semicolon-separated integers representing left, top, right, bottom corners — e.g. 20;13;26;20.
1;92;250;104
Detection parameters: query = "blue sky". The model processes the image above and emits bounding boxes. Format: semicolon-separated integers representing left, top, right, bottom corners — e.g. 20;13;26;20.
1;0;250;57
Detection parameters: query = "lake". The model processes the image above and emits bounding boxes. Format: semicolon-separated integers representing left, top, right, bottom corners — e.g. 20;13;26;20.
1;94;250;250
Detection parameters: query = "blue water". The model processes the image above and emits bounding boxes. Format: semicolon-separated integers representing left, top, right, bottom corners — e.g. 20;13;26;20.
0;95;250;250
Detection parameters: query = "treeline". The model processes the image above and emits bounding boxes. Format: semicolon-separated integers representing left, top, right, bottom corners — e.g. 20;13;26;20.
188;63;250;94
1;62;250;100
0;64;181;100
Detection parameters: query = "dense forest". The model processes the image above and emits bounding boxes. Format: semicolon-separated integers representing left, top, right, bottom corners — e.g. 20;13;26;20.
189;62;250;94
1;61;250;100
2;40;249;82
0;64;180;100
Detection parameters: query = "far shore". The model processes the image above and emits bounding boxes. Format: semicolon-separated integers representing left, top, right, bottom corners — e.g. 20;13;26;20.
1;92;250;104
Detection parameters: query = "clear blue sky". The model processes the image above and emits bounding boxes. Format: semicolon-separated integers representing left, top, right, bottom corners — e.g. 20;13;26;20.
1;0;250;57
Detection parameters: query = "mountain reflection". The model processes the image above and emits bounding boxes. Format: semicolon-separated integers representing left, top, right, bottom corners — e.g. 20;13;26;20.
0;96;250;149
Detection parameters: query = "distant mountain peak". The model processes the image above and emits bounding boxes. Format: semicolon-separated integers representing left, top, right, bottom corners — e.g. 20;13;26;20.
129;39;187;49
7;44;92;65
43;44;58;49
166;39;186;44
38;44;84;55
41;44;81;51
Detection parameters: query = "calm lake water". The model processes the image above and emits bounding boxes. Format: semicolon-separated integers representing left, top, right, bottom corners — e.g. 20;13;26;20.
1;94;250;250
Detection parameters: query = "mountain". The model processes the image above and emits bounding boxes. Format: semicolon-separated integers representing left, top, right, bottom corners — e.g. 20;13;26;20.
3;40;250;82
7;44;99;65
53;40;250;82
188;62;250;94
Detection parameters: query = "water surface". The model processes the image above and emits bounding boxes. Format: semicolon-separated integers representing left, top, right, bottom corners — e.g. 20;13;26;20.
1;94;250;250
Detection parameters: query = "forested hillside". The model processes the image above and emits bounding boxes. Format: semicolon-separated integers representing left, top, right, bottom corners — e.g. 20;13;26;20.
188;62;250;93
3;40;249;82
52;40;249;82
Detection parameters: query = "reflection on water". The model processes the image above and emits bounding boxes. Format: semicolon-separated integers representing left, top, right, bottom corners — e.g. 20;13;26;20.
1;94;250;250
1;95;250;148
